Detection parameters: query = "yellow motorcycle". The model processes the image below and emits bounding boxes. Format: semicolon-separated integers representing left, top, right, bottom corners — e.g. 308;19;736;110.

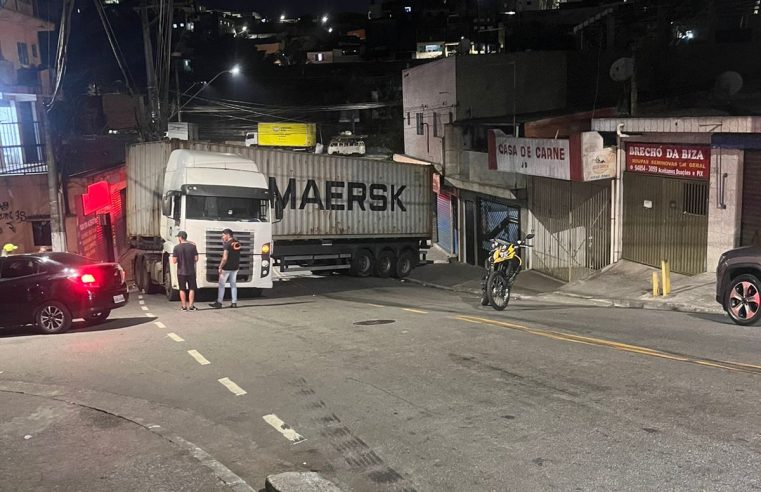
480;234;534;311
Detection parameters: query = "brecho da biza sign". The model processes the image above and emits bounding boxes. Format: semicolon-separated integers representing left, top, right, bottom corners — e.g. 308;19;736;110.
626;142;711;180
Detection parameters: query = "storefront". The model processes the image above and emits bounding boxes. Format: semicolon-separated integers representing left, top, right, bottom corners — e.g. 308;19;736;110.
622;142;711;275
489;130;615;281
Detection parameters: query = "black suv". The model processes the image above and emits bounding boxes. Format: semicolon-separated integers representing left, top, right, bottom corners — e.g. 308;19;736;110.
0;253;129;334
716;246;761;325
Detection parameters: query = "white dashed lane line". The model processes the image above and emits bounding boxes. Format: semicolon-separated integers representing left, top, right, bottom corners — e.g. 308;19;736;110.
262;414;306;444
154;321;167;329
167;333;184;342
139;300;145;305
218;377;247;396
188;350;211;365
141;306;149;311
145;313;155;318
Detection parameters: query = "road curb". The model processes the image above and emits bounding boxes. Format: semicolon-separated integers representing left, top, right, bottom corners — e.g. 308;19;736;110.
404;277;725;315
0;380;255;491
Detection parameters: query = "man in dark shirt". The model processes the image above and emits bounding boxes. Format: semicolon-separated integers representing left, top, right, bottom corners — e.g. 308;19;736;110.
172;231;198;311
209;228;241;308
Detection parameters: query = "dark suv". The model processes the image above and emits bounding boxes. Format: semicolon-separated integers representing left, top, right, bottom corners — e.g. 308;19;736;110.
716;246;761;325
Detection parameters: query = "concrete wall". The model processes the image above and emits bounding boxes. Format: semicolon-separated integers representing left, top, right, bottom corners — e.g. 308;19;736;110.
707;148;743;272
455;52;567;121
0;174;49;254
402;56;457;164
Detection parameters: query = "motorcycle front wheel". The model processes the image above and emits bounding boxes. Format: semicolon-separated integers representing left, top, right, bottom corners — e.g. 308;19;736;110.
486;271;511;311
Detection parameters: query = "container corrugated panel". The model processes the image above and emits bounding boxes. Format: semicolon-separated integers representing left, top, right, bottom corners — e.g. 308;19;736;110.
126;141;176;238
166;141;433;240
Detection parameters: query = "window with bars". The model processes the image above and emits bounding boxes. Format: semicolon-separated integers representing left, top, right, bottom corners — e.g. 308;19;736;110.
17;43;29;66
416;113;423;135
683;182;707;216
0;100;46;174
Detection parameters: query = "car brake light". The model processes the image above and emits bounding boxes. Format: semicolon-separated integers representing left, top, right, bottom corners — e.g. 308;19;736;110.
81;273;97;284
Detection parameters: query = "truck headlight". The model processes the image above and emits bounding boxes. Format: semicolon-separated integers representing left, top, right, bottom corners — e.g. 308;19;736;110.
261;243;271;255
262;260;270;268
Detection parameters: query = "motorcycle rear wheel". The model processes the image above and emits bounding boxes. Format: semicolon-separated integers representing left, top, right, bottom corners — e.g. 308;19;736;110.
486;271;511;311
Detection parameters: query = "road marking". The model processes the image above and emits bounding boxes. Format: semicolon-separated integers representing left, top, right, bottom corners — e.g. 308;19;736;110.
454;316;483;325
145;313;155;318
138;295;143;300
139;300;145;305
402;308;428;314
262;414;306;443
154;321;167;329
457;315;761;375
188;350;210;365
366;303;385;308
218;377;247;396
141;306;149;311
168;333;184;342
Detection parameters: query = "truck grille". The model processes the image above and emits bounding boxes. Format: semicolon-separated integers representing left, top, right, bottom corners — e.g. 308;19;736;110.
205;230;253;282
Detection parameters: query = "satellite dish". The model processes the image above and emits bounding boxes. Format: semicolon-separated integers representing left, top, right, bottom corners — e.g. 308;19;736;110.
609;57;634;82
714;71;743;96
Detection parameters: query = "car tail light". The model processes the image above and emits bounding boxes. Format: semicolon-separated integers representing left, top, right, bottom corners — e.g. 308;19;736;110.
81;273;97;284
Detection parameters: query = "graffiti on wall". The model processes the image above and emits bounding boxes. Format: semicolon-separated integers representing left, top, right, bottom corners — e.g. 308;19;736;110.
0;201;27;234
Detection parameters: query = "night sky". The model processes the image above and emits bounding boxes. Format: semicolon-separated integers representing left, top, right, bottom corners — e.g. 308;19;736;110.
202;0;371;18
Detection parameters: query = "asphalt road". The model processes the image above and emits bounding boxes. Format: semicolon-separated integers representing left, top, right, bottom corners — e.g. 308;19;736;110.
1;274;760;491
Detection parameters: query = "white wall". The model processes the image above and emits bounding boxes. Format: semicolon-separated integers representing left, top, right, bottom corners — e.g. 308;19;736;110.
707;148;743;272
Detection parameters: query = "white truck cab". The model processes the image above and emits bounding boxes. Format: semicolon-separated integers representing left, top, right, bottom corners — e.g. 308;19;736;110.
160;150;281;297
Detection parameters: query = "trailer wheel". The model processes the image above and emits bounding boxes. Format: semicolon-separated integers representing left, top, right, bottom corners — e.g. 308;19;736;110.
165;270;180;302
393;250;416;278
375;250;395;278
350;250;374;277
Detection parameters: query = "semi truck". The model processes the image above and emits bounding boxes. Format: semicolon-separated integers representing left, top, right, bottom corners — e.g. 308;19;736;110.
244;123;317;150
127;141;432;299
127;146;278;300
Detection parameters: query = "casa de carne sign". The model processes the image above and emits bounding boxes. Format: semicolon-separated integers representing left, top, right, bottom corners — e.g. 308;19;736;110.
626;143;711;181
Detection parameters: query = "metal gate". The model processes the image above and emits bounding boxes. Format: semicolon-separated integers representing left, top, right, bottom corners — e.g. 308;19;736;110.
623;173;708;275
436;193;453;253
476;198;520;266
741;151;761;246
529;177;611;282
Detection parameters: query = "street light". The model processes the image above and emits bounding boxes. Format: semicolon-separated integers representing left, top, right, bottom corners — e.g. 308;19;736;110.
280;13;286;21
174;65;240;121
321;14;328;24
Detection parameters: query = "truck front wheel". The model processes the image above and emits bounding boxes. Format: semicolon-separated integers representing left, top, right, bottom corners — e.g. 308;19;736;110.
350;250;374;277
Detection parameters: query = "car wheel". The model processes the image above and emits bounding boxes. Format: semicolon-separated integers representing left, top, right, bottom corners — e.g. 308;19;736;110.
725;274;761;326
85;310;111;325
375;251;395;278
165;270;180;302
393;250;416;278
36;302;72;334
350;250;374;277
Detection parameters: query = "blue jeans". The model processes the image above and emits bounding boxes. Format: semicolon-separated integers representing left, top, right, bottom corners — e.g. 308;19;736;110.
217;270;238;303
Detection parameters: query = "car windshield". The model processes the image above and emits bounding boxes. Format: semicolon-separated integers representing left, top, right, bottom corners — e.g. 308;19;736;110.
186;196;269;222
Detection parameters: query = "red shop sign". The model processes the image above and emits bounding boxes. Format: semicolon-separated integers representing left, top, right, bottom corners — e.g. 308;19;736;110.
626;143;711;181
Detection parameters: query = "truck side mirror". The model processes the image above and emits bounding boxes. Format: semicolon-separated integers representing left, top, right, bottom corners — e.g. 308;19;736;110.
274;199;284;223
162;194;172;217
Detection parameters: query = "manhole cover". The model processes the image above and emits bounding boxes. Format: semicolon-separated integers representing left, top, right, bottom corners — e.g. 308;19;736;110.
353;320;396;326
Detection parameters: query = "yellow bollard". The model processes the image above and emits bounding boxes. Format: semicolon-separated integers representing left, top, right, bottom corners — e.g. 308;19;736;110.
661;260;671;297
652;271;660;297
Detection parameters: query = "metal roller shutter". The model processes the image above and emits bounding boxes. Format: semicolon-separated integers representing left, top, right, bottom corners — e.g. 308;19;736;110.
436;193;453;253
741;151;761;246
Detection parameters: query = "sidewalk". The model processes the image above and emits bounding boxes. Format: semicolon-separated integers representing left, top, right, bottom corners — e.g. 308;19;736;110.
407;259;724;315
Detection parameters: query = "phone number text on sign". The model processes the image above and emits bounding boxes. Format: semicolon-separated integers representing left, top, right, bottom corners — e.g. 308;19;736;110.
625;143;711;181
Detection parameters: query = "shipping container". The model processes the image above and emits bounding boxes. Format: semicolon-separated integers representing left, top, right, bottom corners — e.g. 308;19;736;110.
257;122;317;148
126;141;433;242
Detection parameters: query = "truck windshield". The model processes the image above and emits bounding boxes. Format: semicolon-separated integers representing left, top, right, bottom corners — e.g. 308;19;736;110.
185;196;269;222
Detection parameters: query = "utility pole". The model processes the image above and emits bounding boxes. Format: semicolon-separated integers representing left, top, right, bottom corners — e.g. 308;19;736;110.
174;58;182;122
42;107;66;252
140;0;159;138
